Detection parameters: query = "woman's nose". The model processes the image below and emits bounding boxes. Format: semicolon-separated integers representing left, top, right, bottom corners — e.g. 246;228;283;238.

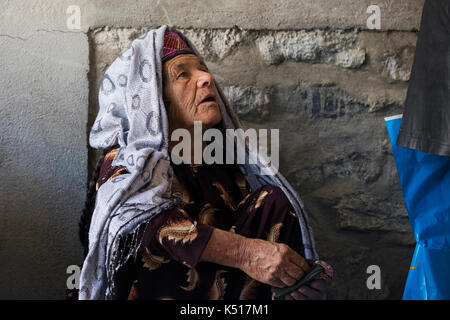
197;71;213;88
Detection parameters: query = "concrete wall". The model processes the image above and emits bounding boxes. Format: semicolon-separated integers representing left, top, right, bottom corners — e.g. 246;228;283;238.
0;1;89;299
0;0;425;299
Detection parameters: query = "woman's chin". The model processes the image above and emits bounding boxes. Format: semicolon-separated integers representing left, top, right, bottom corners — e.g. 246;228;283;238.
196;105;222;127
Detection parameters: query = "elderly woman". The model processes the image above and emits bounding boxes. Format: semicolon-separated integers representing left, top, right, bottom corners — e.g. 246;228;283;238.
78;26;331;300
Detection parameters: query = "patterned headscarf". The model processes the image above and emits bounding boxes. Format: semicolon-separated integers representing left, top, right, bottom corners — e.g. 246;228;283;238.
80;25;318;300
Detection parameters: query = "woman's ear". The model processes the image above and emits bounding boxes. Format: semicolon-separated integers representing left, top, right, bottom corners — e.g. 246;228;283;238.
163;96;175;125
163;97;170;107
162;74;170;109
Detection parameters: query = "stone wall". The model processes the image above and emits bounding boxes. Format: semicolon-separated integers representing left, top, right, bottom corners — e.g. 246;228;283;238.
90;24;418;299
1;0;425;299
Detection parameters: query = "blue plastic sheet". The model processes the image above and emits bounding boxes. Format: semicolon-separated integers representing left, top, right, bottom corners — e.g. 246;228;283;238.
385;115;450;300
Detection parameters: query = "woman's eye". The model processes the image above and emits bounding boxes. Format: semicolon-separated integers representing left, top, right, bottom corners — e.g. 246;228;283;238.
177;72;187;79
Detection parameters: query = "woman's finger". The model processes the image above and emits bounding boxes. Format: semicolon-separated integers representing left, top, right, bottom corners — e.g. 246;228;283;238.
309;279;327;293
284;262;305;281
279;270;297;287
298;285;322;300
290;290;308;300
287;250;310;272
270;278;287;288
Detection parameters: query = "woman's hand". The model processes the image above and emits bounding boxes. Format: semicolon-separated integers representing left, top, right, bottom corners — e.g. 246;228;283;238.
239;238;311;288
287;279;328;300
200;229;328;300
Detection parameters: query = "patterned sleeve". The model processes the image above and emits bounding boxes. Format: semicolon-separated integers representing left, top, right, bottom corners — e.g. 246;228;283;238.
140;208;214;268
96;147;128;191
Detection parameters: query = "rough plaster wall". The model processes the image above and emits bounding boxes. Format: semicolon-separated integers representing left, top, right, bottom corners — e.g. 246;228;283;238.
0;1;89;299
1;0;424;299
0;35;88;298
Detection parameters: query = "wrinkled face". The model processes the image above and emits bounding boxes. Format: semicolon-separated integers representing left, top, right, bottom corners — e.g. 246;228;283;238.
163;54;222;132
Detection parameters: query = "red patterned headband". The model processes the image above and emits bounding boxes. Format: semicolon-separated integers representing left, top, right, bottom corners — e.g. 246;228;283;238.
162;30;194;63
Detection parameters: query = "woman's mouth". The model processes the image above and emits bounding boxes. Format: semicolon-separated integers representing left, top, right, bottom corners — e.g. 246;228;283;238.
199;94;217;105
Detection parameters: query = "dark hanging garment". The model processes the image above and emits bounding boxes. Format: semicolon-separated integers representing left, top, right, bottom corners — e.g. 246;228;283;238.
396;0;450;156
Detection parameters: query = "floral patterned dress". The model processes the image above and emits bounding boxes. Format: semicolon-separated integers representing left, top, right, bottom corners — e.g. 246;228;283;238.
88;147;305;300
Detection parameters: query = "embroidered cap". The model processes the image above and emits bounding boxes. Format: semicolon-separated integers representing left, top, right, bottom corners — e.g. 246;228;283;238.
162;30;194;63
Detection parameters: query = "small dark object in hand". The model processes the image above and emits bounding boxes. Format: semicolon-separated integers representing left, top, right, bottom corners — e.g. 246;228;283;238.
271;260;333;300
